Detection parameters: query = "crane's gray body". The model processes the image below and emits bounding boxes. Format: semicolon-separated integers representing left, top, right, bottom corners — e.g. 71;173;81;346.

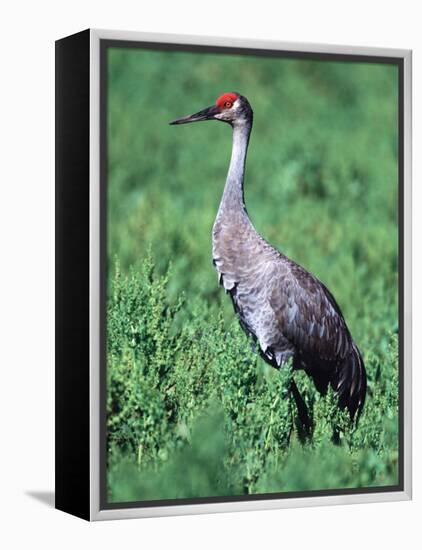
213;207;351;371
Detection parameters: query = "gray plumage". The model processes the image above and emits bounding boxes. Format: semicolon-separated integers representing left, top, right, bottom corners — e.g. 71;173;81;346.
171;92;367;421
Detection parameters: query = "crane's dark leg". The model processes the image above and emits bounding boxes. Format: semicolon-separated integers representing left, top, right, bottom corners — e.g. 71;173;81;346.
291;356;312;437
290;379;312;438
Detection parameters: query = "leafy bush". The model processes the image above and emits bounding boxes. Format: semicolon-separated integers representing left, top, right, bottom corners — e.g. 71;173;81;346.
107;257;399;502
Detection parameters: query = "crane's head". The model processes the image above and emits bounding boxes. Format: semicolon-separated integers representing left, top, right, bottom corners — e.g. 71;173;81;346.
169;92;253;127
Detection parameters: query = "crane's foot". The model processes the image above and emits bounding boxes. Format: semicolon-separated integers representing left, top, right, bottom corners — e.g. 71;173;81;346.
290;379;312;440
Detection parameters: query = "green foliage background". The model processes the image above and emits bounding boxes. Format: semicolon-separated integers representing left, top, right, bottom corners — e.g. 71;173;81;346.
106;46;399;503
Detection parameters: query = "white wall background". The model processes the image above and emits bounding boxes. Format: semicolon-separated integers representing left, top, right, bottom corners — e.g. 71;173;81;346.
0;1;419;547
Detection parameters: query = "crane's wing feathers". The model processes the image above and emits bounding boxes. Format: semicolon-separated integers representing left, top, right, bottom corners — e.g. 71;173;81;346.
267;256;366;418
269;258;352;364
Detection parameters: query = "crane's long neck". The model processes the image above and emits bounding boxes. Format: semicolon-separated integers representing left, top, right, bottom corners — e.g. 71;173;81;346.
218;121;252;217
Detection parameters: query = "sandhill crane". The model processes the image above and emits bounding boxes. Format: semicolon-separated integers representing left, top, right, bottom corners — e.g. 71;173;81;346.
170;92;367;429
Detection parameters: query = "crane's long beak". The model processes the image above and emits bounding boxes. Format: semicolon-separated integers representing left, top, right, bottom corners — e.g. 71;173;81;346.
169;105;219;125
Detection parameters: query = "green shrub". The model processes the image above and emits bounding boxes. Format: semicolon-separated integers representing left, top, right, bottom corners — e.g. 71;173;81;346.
107;257;399;502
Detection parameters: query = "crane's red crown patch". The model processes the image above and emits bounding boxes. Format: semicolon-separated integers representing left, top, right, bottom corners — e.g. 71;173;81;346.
216;92;238;110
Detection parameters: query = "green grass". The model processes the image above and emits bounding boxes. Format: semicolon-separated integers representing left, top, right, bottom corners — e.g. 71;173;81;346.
105;46;399;503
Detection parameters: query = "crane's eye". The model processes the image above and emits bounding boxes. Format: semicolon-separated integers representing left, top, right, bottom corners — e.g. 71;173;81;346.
224;101;232;108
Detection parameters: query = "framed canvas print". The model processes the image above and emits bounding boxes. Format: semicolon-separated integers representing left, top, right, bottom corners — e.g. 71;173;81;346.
55;29;412;521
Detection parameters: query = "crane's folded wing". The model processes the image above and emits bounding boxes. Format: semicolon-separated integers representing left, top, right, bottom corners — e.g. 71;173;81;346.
269;261;353;364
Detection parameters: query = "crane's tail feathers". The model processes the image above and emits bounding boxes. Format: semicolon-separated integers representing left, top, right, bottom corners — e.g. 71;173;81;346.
333;343;367;420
